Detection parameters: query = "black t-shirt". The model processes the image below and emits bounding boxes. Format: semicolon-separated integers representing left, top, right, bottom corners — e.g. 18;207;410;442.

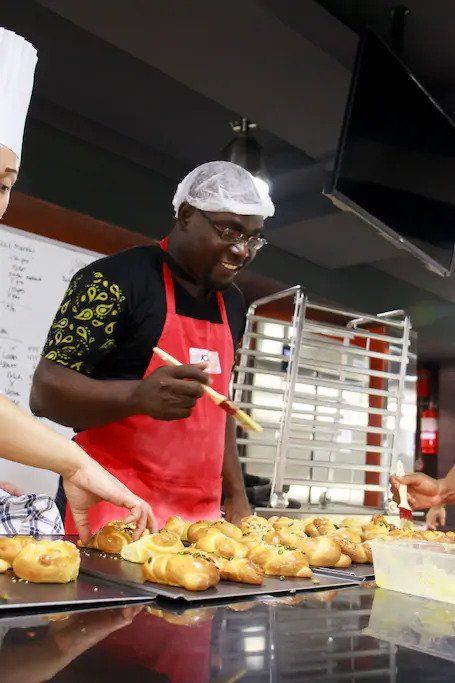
42;245;247;379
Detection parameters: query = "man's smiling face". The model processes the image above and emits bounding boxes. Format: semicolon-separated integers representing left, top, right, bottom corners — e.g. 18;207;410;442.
178;203;264;290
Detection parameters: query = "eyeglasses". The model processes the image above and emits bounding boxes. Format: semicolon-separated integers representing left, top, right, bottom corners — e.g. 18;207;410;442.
199;210;267;251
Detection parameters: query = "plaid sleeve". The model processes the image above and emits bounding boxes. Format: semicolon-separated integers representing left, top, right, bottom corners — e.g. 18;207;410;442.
0;490;63;535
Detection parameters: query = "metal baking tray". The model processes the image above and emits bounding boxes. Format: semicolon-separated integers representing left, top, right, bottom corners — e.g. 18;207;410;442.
0;570;151;612
80;549;358;602
312;563;374;581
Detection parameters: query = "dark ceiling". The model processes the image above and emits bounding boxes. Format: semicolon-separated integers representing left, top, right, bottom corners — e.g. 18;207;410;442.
4;0;455;359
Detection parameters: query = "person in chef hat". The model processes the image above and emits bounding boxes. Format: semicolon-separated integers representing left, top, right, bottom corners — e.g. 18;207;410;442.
0;28;155;541
0;27;37;219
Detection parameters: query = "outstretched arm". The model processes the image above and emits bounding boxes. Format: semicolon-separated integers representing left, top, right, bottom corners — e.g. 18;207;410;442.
0;396;156;540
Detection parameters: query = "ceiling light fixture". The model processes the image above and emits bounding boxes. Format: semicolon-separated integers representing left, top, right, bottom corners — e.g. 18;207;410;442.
220;117;271;192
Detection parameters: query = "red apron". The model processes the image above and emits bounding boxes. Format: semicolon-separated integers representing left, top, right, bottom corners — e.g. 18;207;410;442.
65;238;234;532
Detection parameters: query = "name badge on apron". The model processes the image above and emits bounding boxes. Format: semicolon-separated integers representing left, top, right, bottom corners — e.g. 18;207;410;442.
189;348;222;374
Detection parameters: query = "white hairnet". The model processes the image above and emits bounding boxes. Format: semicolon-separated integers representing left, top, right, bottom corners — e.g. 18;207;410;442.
172;160;275;218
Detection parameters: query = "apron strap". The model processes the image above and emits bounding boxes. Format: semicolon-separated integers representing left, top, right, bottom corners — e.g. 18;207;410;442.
216;291;228;326
162;262;177;315
159;237;229;325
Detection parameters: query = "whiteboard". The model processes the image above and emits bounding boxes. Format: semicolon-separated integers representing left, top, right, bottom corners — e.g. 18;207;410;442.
0;223;102;496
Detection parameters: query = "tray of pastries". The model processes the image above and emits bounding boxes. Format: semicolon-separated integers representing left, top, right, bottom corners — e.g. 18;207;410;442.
251;513;455;581
77;518;359;602
0;534;152;610
78;513;455;594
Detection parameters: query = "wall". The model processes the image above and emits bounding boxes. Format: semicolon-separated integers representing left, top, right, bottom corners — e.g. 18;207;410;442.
17;119;175;238
4;192;154;256
437;362;455;526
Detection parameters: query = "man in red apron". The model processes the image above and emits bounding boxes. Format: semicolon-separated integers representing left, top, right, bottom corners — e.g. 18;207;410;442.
31;161;275;531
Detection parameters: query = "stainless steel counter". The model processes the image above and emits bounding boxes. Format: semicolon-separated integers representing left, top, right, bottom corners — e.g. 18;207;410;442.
0;584;453;681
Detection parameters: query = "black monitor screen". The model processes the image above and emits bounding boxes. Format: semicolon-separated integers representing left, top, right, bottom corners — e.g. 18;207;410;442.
328;29;455;275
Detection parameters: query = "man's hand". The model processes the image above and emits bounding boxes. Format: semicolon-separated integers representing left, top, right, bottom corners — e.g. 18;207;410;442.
63;458;156;543
390;472;444;509
131;363;209;420
0;481;25;496
224;491;251;526
426;505;446;529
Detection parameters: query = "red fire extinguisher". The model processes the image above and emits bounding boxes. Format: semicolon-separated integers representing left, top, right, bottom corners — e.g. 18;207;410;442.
417;369;430;400
420;406;438;455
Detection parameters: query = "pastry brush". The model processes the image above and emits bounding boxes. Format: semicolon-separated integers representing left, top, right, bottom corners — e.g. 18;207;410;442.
153;347;263;433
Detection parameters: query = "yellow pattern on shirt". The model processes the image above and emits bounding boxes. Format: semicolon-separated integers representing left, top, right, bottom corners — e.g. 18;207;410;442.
43;271;125;371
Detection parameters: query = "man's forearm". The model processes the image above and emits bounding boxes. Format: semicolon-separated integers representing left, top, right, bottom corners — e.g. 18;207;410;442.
30;358;141;430
222;415;247;496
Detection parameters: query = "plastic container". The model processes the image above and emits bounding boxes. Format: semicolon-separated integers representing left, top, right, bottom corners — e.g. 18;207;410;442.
370;539;455;604
365;588;455;662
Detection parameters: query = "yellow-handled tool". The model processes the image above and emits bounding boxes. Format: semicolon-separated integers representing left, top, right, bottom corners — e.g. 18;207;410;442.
153;347;263;433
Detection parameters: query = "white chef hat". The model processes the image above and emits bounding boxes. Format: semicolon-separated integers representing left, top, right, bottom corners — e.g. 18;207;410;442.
172;160;275;218
0;28;38;160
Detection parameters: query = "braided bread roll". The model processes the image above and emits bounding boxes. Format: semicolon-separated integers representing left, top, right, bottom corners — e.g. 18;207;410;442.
333;553;352;568
78;520;148;554
361;515;395;541
364;514;393;529
284;520;308;537
13;540;80;583
412;529;446;542
240;532;267;550
388;529;414;540
298;536;341;567
194;529;248;559
329;527;362;544
262;528;280;545
163;516;191;541
186;548;263;585
187;521;213;544
186;546;227;566
0;535;35;564
362;529;389;542
142;551;220;591
121;530;184;563
240;515;271;534
218;557;264;584
267;518;308;537
268;516;295;531
305;517;337;537
247;544;313;577
362;541;373;563
341;517;363;530
263;528;308;553
331;537;368;563
268;526;356;567
211;520;243;541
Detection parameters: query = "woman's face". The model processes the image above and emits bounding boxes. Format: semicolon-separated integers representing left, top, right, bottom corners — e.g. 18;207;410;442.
0;144;19;221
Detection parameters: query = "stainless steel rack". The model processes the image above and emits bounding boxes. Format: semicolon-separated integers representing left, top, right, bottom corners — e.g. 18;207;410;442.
233;287;414;513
